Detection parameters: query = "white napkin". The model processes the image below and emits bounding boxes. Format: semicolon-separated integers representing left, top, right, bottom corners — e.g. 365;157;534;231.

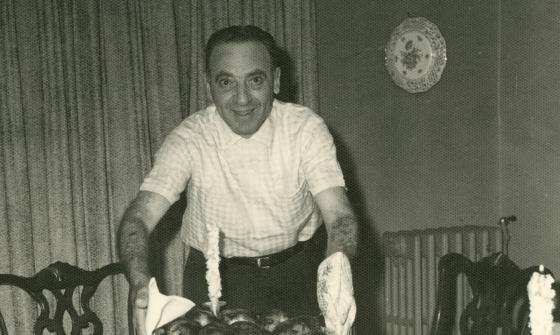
527;267;556;335
145;277;195;335
317;252;356;335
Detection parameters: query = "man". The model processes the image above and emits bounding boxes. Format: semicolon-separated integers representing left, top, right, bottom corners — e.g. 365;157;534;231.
118;25;358;334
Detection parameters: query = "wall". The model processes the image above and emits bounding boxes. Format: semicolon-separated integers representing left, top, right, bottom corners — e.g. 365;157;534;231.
316;0;500;234
315;0;499;333
500;0;560;274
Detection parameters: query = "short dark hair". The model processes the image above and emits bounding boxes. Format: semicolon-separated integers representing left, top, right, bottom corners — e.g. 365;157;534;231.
205;25;280;73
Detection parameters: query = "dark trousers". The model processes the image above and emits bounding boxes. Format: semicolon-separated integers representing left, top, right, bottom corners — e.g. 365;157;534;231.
183;226;326;317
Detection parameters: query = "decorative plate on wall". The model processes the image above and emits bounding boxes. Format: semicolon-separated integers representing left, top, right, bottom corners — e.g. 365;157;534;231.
385;17;447;93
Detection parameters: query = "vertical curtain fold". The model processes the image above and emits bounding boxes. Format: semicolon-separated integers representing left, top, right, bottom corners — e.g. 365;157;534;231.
1;0;39;332
0;0;318;333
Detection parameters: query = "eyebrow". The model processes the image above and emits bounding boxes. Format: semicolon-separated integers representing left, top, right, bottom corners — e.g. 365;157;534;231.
246;69;268;78
213;69;268;82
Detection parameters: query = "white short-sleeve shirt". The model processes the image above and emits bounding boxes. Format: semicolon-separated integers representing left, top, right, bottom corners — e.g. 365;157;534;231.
140;100;345;257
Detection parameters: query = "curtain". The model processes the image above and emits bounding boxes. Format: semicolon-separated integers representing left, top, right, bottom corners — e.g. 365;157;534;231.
0;0;318;333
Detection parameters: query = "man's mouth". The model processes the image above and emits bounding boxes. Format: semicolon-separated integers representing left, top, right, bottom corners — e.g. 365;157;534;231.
232;108;255;117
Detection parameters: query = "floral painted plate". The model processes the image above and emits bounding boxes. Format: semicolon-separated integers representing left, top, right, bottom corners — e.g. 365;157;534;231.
385;17;447;93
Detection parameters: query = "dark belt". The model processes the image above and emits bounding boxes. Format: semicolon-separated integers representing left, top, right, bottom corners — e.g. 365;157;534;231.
223;242;304;269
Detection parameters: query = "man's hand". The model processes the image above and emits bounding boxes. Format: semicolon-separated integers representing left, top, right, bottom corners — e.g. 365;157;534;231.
117;191;171;335
132;284;149;335
314;186;359;259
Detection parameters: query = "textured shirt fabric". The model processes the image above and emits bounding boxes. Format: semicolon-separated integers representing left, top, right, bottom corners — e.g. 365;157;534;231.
140;99;345;257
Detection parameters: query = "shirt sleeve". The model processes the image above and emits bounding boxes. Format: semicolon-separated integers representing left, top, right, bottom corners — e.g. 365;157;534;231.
139;131;192;204
301;118;346;196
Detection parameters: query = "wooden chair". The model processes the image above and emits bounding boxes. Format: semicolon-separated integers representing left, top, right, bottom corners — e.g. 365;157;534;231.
0;261;133;335
430;252;557;335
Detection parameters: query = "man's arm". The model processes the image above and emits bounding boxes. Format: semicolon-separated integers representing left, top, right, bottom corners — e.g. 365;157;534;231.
117;190;171;288
117;191;171;335
314;186;358;259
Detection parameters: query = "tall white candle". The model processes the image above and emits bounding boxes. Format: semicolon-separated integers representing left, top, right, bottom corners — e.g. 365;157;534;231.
527;265;556;335
205;222;222;316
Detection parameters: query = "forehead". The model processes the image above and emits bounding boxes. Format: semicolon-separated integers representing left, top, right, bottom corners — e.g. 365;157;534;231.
208;41;272;76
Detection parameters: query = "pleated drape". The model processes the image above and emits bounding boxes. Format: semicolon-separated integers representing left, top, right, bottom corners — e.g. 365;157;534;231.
0;0;318;333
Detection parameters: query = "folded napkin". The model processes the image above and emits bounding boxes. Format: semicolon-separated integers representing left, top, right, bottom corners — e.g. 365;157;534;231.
317;252;356;335
145;277;195;335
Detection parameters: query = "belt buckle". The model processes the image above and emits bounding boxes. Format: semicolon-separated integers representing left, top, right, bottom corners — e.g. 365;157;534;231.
257;256;271;269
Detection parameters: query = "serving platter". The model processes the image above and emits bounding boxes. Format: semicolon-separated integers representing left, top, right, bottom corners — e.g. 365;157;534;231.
385;17;447;93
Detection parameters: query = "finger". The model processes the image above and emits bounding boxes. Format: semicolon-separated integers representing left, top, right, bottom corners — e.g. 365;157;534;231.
135;307;148;335
135;287;149;309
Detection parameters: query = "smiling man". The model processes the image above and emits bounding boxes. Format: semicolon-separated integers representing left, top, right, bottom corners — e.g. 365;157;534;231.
117;25;358;335
207;39;280;137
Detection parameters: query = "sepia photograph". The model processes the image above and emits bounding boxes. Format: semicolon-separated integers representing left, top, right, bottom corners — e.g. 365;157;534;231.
0;0;559;334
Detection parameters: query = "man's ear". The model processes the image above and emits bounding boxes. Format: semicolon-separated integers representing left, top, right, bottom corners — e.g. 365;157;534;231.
205;77;213;102
273;67;281;95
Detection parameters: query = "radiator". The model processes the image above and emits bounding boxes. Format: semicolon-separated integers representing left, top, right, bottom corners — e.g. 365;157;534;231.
382;225;505;335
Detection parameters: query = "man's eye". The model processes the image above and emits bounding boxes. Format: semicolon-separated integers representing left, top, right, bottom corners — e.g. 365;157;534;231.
249;76;264;87
218;79;233;88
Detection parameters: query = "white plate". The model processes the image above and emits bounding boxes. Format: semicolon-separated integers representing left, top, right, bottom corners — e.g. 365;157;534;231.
385;17;447;93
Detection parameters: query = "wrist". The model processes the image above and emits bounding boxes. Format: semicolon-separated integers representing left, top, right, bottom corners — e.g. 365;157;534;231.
326;242;357;259
125;257;151;288
130;272;150;290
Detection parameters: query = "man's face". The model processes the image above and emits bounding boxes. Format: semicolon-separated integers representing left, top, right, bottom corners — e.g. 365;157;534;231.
206;41;280;138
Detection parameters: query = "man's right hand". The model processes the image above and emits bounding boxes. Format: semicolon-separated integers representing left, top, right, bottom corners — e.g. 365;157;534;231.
132;285;149;335
117;191;171;335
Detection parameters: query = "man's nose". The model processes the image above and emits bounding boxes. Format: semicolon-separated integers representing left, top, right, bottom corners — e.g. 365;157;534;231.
235;83;250;105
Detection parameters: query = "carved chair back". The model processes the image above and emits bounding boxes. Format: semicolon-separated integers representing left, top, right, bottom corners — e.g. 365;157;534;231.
0;261;133;335
430;252;556;335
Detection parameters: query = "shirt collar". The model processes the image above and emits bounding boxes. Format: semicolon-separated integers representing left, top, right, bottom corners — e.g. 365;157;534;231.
212;102;275;149
213;107;241;148
251;115;273;147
